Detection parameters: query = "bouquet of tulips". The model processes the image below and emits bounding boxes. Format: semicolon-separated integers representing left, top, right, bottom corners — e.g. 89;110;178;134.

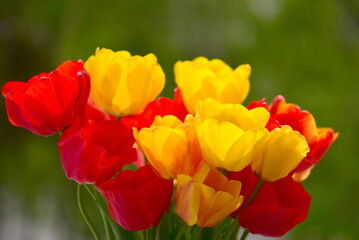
2;48;338;240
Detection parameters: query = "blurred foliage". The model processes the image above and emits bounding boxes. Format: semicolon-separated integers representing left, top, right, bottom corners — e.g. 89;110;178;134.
0;0;358;239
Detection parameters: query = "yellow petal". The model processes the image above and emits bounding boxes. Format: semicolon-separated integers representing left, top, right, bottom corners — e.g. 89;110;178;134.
197;191;243;227
85;48;165;116
151;115;183;129
174;57;251;114
252;126;310;182
195;98;269;130
225;128;269;171
196;119;244;167
175;163;243;227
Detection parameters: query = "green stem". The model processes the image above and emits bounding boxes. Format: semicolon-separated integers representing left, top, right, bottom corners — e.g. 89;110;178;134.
225;179;264;240
174;223;189;240
100;208;113;240
77;184;101;240
84;185;116;240
235;179;264;240
243;179;264;209
239;229;249;240
137;231;146;240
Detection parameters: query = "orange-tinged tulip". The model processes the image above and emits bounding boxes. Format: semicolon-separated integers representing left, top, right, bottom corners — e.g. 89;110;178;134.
176;162;243;227
251;126;309;182
85;48;165;116
174;57;250;114
196;98;269;130
134;115;203;179
196;119;268;171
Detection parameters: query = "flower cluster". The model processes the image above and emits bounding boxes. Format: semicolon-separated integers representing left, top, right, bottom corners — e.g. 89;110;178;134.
2;48;338;239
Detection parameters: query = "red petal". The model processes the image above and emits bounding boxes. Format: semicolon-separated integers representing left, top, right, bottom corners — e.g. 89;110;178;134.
58;120;137;184
96;165;173;231
247;98;269;110
121;89;189;130
2;60;90;136
238;176;311;237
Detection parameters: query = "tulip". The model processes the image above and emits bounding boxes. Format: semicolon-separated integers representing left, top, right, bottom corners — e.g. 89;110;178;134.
235;173;311;237
134;115;203;179
196;98;269;130
58;120;137;184
2;60;90;136
176;162;243;227
229;167;311;237
195;118;268;172
249;96;338;181
84;48;165;116
97;165;173;231
251;126;309;182
174;57;250;113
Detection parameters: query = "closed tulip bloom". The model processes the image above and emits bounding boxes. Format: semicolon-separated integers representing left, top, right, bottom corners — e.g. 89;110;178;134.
251;126;309;182
134;115;203;179
174;57;250;114
97;165;173;231
196;118;268;172
58;120;137;184
85;48;165;116
240;177;311;237
196;98;269;130
229;168;311;237
2;60;90;136
176;162;243;227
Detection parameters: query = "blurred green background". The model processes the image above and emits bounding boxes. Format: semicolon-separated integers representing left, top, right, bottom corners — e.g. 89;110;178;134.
0;0;358;239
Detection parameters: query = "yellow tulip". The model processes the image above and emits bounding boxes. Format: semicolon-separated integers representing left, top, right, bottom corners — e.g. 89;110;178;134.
251;126;310;182
176;162;243;227
196;119;268;172
85;48;165;116
196;98;270;130
133;115;203;179
174;57;250;114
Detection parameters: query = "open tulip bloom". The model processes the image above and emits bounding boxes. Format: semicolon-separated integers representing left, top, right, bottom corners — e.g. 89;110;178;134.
2;48;338;240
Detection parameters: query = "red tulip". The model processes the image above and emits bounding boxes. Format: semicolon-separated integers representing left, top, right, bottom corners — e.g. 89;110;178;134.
229;168;311;237
121;88;188;130
96;165;173;231
2;60;90;136
58;119;136;184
